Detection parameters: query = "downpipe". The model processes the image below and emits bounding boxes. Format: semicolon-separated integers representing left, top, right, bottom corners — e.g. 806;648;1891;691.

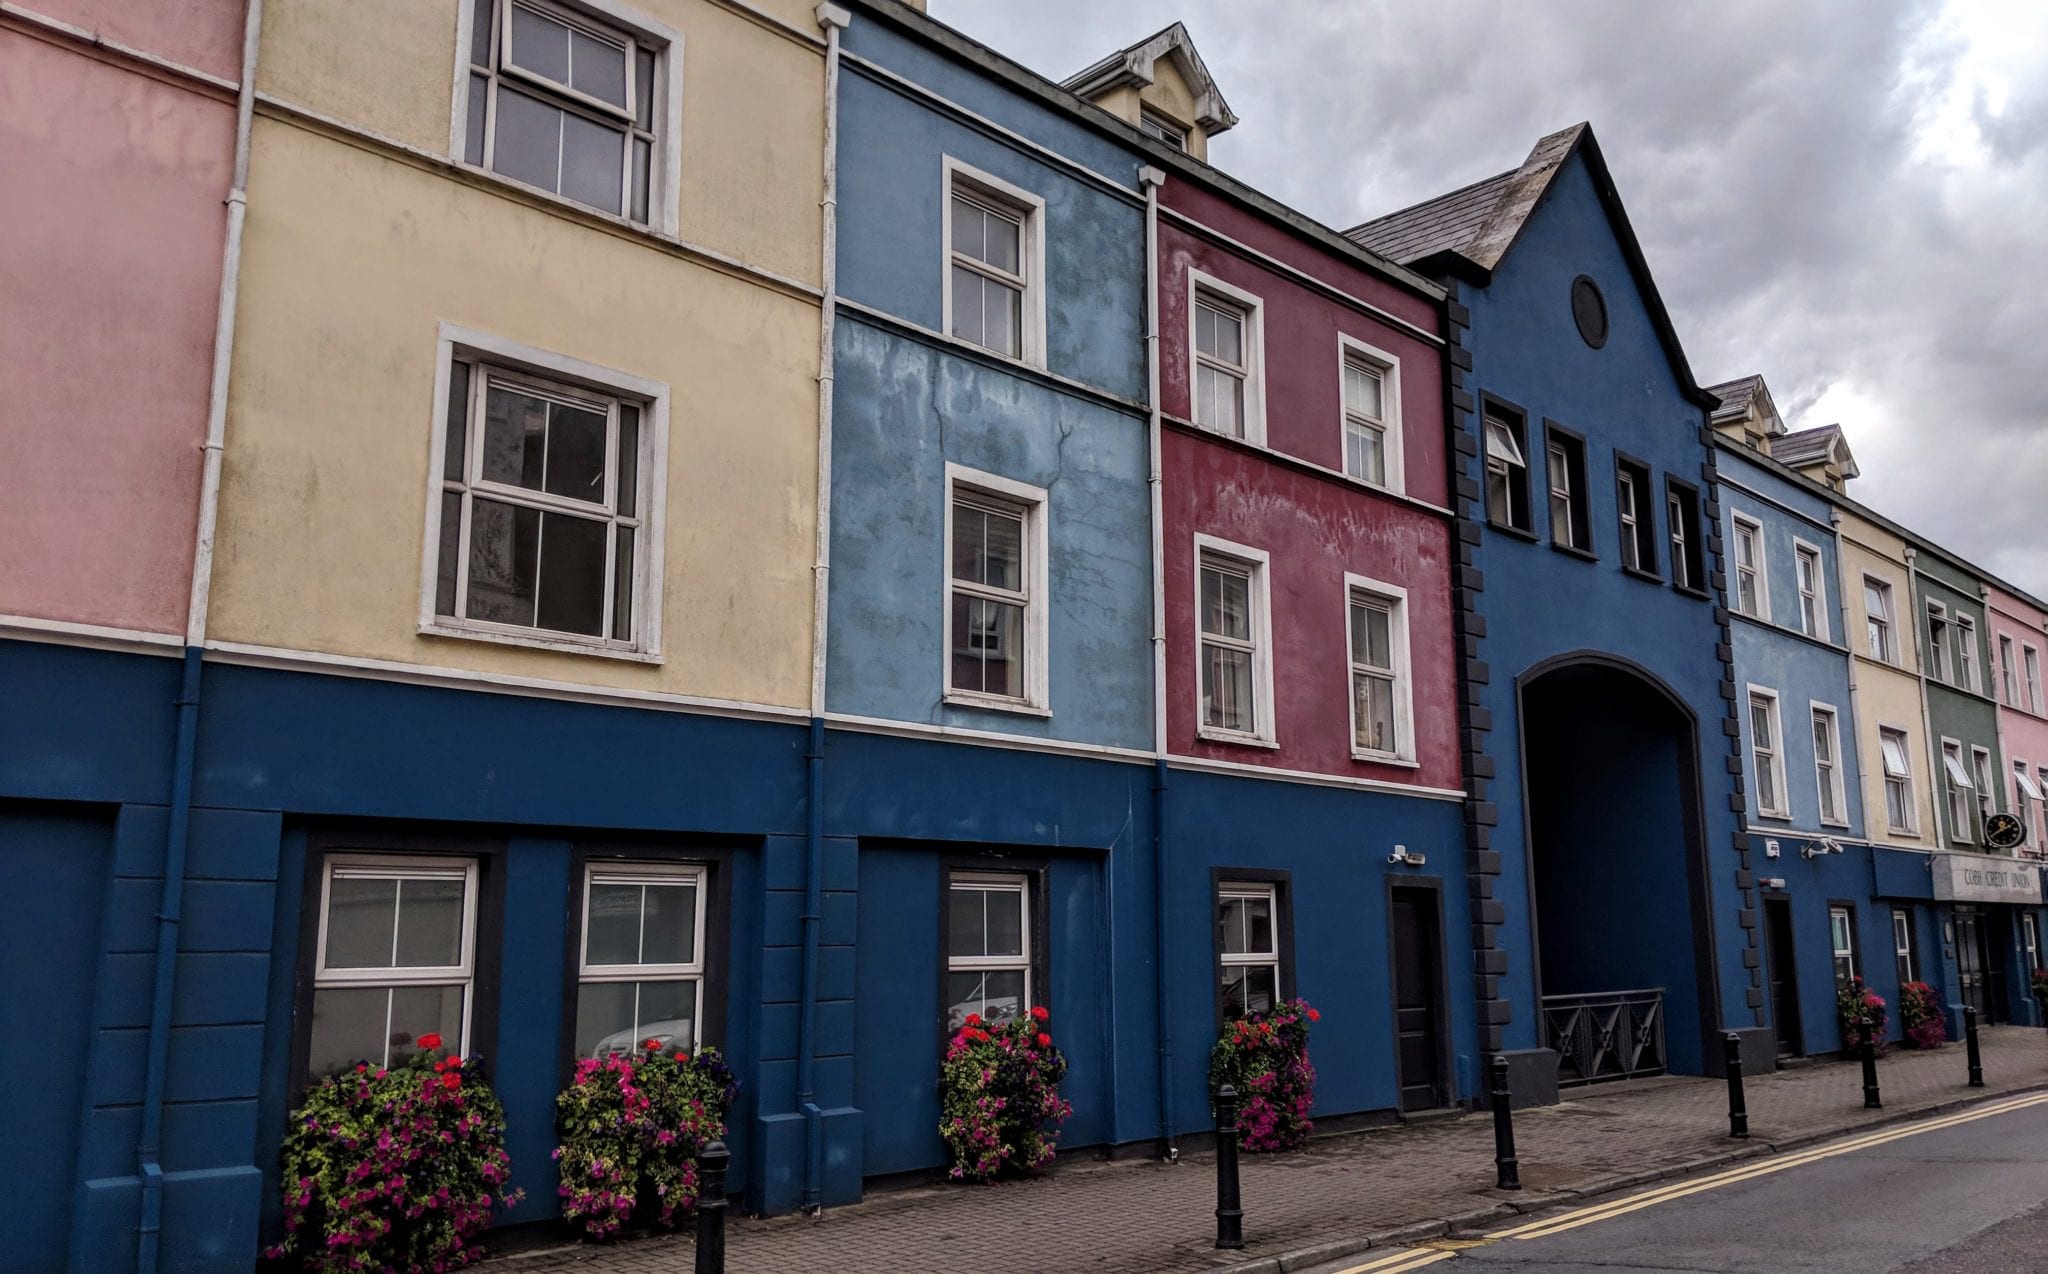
138;2;261;1268
798;2;848;1217
1140;167;1177;1159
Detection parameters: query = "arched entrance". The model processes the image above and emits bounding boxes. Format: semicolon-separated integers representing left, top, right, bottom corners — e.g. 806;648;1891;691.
1518;654;1720;1080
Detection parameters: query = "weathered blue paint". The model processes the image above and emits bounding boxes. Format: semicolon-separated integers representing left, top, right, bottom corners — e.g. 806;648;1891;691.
1450;146;1749;1075
826;322;1154;750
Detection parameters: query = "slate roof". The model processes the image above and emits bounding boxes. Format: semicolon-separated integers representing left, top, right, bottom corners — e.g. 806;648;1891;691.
1344;122;1718;410
1772;424;1859;477
1704;374;1763;426
1344;170;1515;265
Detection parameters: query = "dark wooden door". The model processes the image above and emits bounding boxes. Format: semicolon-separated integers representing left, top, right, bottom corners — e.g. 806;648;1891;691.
1956;910;1992;1022
1391;888;1446;1111
1764;898;1802;1057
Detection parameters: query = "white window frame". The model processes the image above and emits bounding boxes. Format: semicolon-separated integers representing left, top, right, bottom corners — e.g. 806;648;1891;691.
1546;438;1578;548
420;323;670;662
1864;574;1896;664
947;871;1032;1023
2000;634;2020;706
1892;908;1916;985
1344;574;1415;764
1193;533;1276;747
1973;744;1997;840
1793;539;1828;641
1139;107;1189;151
1336;333;1404;494
312;854;480;1069
1187;270;1266;444
577;861;709;1053
1485;413;1530;532
1667;488;1694;589
1748;686;1790;818
2038;765;2048;852
1927;602;1952;684
448;0;684;234
1811;701;1848;828
940;464;1051;714
1217;881;1281;1018
1942;737;1975;843
1731;515;1766;619
940;157;1048;367
1830;905;1858;988
2013;759;2041;850
1956;614;1980;694
2027;644;2044;714
1879;724;1917;834
2025;914;2042;975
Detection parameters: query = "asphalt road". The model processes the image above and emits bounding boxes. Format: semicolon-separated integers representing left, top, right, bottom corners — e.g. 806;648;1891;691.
1306;1098;2048;1274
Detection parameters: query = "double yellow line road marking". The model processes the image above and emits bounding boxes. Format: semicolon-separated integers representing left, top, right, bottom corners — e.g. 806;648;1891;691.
1328;1091;2048;1273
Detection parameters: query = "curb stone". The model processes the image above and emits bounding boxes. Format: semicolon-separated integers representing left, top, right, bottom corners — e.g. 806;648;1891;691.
1212;1082;2048;1274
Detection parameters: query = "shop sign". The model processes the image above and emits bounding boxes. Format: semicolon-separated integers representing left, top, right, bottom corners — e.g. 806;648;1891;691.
1931;854;2044;905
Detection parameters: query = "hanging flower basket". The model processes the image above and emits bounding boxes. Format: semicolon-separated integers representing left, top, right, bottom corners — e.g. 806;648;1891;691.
939;1007;1071;1182
1208;998;1319;1153
1836;977;1888;1053
554;1043;739;1240
267;1036;523;1271
1898;981;1947;1049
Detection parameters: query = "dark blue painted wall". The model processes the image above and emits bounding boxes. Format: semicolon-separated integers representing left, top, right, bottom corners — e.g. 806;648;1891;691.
1455;149;1748;1069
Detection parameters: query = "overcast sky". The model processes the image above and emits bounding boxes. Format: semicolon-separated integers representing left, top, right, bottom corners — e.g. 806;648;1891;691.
938;0;2048;594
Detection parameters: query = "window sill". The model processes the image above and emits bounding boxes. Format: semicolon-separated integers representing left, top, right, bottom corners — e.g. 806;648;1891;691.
1820;818;1853;831
1620;564;1665;586
456;159;679;244
418;620;662;665
1757;807;1793;822
1198;728;1280;751
943;693;1052;719
1352;751;1420;769
1550;541;1599;564
1486;521;1540;543
1673;583;1713;602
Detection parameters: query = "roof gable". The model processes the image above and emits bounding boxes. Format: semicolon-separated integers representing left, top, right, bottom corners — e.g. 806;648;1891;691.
1347;123;1715;408
1060;21;1237;134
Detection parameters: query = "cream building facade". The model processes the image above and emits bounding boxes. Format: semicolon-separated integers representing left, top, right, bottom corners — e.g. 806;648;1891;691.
211;0;832;709
1838;507;1941;850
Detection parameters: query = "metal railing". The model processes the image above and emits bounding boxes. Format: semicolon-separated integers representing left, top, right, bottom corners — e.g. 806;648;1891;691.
1542;988;1667;1086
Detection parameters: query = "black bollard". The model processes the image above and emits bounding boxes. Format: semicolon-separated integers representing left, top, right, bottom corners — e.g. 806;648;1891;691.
1723;1032;1749;1139
1213;1083;1244;1250
1860;1030;1882;1109
1965;1006;1985;1088
695;1139;729;1274
1490;1055;1521;1191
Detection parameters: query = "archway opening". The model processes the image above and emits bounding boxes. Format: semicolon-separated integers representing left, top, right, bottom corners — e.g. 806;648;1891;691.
1522;660;1716;1079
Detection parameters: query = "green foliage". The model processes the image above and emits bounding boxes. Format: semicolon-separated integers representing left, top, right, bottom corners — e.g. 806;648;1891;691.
554;1044;737;1239
1837;976;1888;1049
268;1040;521;1272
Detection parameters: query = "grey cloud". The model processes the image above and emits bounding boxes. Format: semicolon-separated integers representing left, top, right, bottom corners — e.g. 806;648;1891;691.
936;0;2048;590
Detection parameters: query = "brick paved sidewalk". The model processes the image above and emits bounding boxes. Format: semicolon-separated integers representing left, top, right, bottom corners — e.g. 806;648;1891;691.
492;1027;2048;1274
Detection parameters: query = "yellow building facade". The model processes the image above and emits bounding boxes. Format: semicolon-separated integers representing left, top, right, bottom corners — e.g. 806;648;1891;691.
211;0;831;709
1838;508;1941;850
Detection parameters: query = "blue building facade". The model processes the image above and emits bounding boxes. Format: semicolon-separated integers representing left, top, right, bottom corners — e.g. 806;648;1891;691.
1351;124;1764;1089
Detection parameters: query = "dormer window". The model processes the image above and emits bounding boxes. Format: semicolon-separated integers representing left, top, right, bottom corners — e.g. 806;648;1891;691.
1140;108;1189;151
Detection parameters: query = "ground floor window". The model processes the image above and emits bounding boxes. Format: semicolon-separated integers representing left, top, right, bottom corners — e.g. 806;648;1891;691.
309;855;478;1077
1830;905;1858;989
2024;914;2042;979
575;861;707;1056
946;871;1033;1030
1216;881;1284;1018
1892;908;1917;986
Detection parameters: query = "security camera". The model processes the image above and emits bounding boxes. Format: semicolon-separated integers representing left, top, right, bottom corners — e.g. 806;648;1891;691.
1801;838;1846;861
1387;844;1426;867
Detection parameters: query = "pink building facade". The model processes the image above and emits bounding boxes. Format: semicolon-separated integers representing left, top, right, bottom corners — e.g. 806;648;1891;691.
1988;584;2048;858
0;2;242;637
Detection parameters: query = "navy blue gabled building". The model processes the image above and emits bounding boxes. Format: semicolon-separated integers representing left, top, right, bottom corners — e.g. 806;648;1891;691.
1350;124;1767;1095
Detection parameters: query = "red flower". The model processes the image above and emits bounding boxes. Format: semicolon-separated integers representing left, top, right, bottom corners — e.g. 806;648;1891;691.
1036;1032;1051;1047
355;1063;367;1074
441;1072;462;1090
965;1013;982;1027
644;1038;664;1053
417;1033;444;1052
1307;1009;1320;1022
1030;1006;1048;1022
446;1055;463;1069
